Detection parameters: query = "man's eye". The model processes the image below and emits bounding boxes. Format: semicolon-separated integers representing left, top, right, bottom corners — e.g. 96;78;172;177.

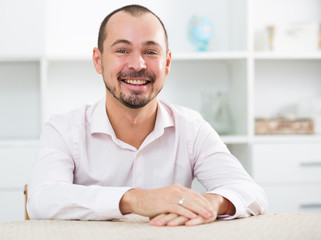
145;51;157;55
116;49;127;54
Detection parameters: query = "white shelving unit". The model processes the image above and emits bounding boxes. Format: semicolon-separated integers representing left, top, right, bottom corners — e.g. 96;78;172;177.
250;0;321;215
0;0;320;222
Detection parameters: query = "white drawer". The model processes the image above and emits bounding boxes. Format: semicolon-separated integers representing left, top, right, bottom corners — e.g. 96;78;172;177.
263;183;321;214
0;146;37;188
0;190;25;222
252;143;321;184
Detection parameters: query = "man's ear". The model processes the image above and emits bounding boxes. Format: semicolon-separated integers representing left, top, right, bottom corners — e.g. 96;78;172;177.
165;51;172;76
92;47;103;74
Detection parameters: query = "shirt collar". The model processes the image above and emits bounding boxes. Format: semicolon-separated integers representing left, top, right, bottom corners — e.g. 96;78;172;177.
90;98;114;135
154;99;174;132
90;98;174;136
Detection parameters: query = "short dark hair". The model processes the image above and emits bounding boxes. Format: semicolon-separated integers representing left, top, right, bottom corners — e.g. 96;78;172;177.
97;4;169;53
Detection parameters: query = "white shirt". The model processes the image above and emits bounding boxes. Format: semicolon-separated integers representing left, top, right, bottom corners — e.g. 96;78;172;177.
28;98;267;220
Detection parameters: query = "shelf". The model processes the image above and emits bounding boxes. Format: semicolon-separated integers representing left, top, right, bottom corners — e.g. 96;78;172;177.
46;55;92;62
254;52;321;60
254;135;321;144
0;140;39;148
173;51;248;60
0;56;42;62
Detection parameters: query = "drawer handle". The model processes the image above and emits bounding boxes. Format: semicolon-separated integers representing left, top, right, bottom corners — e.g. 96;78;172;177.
300;203;321;209
300;160;321;167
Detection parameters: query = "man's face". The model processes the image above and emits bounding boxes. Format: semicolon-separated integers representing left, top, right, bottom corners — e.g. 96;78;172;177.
96;11;171;109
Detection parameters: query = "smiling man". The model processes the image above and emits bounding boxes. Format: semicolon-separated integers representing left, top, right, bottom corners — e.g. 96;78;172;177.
28;5;267;227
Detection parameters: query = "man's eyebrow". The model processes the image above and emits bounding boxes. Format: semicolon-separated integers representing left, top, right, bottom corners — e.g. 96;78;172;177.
111;39;132;47
144;41;162;48
111;39;162;49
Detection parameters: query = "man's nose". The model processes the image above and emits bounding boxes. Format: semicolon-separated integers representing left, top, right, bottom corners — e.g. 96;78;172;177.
128;53;146;71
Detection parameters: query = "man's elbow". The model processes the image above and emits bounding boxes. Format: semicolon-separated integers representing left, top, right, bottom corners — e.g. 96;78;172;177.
27;197;51;220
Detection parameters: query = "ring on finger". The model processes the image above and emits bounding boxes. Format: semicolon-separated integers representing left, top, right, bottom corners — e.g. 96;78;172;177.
178;198;185;206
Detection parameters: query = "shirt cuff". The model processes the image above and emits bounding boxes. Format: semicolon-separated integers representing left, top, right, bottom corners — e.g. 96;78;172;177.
93;186;134;220
206;189;246;220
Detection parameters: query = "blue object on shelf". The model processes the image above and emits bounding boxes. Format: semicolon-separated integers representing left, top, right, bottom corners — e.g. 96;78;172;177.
188;16;214;51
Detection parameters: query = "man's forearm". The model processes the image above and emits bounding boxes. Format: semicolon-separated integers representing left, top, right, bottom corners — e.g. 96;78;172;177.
28;182;132;220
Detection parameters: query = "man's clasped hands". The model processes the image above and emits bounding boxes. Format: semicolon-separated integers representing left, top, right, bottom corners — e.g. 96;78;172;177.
119;184;233;226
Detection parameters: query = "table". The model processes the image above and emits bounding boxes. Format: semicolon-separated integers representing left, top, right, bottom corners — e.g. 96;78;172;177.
0;213;320;240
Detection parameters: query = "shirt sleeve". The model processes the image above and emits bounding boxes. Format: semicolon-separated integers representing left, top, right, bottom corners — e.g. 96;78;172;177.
191;121;268;219
27;121;132;220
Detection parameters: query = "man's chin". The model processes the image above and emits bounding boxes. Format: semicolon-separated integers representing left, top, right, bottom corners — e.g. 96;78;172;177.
119;98;151;109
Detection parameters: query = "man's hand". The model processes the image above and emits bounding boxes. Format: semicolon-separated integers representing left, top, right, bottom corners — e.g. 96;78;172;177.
119;184;215;220
149;213;217;226
148;193;235;226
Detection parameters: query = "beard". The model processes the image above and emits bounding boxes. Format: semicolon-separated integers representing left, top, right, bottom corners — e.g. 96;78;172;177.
103;69;161;109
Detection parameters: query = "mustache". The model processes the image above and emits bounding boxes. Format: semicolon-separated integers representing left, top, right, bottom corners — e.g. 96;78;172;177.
117;70;156;83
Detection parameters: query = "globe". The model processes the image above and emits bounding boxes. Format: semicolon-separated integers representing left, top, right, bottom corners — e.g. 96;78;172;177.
188;16;214;51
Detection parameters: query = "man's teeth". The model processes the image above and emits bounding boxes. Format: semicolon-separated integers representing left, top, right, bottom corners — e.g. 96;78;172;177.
124;79;147;85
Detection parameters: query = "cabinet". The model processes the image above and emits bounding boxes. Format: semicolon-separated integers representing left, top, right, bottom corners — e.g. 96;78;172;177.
252;143;321;213
0;0;320;222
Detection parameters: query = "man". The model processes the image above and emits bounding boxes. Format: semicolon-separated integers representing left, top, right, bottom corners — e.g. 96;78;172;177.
28;4;267;227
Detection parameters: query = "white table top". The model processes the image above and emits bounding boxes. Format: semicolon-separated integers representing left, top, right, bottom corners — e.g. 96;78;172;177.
1;213;321;240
